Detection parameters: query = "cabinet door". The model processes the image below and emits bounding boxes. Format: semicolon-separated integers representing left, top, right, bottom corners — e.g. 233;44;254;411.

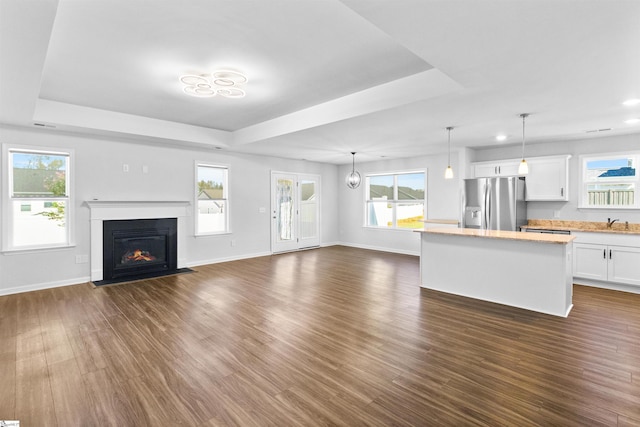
498;162;521;176
608;245;640;286
526;157;569;201
474;163;500;178
573;243;608;280
473;161;520;178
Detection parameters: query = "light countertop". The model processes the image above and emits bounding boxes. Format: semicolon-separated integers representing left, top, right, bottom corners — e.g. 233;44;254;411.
416;227;575;244
522;220;640;235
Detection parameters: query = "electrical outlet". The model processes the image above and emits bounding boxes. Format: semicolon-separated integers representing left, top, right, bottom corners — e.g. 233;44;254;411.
122;163;129;172
75;254;89;264
142;165;149;174
259;207;266;213
553;210;560;218
230;239;236;247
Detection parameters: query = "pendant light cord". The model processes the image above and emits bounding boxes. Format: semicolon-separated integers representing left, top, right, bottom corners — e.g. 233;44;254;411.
520;113;528;159
351;151;356;173
446;127;452;166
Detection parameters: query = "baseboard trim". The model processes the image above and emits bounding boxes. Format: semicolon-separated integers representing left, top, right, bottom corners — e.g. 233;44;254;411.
336;242;419;257
186;251;273;268
573;279;640;295
0;276;91;297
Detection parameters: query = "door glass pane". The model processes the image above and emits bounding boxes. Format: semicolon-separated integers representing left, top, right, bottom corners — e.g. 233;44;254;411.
300;180;316;239
397;202;425;229
276;178;294;241
367;201;393;227
397;173;425;200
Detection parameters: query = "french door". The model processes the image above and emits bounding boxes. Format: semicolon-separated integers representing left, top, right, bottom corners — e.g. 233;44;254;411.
271;172;320;253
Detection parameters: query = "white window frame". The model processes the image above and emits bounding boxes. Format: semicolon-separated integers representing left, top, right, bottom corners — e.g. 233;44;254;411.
195;162;230;236
364;170;427;230
579;152;639;210
2;143;75;252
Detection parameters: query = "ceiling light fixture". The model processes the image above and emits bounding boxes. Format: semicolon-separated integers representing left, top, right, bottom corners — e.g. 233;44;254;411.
445;126;454;179
518;113;529;175
622;99;640;107
496;134;507;142
624;118;640;124
179;70;247;98
346;152;361;189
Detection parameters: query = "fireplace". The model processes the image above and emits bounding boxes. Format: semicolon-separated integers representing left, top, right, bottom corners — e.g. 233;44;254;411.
102;218;177;282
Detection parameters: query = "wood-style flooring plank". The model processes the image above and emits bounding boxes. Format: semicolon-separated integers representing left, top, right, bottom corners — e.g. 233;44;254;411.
2;246;640;426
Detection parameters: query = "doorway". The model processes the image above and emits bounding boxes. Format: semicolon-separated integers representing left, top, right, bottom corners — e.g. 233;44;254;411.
271;172;320;253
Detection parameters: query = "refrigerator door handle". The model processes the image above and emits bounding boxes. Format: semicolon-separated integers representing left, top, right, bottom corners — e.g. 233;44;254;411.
483;181;490;229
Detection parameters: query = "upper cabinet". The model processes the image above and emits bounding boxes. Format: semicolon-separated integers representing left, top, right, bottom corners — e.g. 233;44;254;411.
472;160;521;178
471;155;570;202
525;155;571;201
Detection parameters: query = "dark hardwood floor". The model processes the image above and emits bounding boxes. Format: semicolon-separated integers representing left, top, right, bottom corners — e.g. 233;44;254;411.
1;245;640;426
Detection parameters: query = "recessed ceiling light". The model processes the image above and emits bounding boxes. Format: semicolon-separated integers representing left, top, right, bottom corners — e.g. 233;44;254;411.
624;118;640;124
179;70;247;98
622;99;640;106
495;134;507;142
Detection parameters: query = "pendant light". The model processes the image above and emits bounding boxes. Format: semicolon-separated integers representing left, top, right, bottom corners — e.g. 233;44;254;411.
444;126;454;179
345;152;361;189
518;113;529;175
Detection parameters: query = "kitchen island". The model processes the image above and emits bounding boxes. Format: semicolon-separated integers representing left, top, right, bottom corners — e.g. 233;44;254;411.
417;228;575;317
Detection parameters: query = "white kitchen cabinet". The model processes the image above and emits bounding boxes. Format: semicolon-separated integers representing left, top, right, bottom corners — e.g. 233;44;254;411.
472;160;521;178
573;233;640;287
525;155;570;201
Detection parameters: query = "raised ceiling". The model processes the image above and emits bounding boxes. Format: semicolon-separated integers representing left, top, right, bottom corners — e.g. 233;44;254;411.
1;0;639;164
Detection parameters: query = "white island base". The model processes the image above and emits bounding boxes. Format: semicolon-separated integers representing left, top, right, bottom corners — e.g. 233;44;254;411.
418;228;574;317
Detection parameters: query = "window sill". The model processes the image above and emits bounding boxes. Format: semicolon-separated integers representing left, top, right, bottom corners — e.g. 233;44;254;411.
195;231;232;238
2;244;76;255
578;206;640;211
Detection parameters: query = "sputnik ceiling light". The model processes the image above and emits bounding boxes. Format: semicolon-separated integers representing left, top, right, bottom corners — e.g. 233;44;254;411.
444;126;454;179
518;113;530;175
346;152;361;189
179;70;248;98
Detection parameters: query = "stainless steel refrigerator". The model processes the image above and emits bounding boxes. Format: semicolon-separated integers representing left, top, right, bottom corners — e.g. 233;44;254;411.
463;176;526;231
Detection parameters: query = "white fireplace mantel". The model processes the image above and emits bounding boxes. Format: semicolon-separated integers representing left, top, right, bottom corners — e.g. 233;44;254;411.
86;200;191;281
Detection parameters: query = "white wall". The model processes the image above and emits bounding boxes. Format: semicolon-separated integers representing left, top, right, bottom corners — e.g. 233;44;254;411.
0;125;339;295
472;133;640;224
337;151;461;255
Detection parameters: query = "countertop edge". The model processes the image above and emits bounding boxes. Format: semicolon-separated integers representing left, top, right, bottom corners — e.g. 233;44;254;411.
416;227;575;244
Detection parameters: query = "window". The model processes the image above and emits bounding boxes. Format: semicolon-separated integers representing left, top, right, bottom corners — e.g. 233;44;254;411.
3;146;73;250
365;171;426;229
196;163;229;234
580;153;638;209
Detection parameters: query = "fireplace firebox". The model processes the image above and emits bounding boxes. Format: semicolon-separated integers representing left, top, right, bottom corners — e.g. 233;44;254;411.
102;218;177;282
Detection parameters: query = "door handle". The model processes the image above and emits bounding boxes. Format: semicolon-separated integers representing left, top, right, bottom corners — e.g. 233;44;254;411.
609;249;612;259
560;187;564;197
603;249;606;259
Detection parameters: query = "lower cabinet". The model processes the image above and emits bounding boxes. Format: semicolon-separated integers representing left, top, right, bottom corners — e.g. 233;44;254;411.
574;242;640;287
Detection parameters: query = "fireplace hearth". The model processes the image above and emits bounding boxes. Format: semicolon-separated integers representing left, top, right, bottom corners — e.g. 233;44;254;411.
99;218;178;285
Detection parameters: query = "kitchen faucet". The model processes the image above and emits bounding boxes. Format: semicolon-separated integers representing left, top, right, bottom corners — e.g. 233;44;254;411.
607;217;619;228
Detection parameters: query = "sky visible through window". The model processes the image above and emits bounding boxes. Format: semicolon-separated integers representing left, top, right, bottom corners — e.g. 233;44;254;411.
12;152;67;170
198;166;224;186
587;158;630;170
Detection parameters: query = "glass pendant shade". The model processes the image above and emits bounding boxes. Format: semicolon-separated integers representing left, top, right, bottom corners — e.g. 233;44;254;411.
518;159;529;174
444;165;454;179
346;152;361;189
